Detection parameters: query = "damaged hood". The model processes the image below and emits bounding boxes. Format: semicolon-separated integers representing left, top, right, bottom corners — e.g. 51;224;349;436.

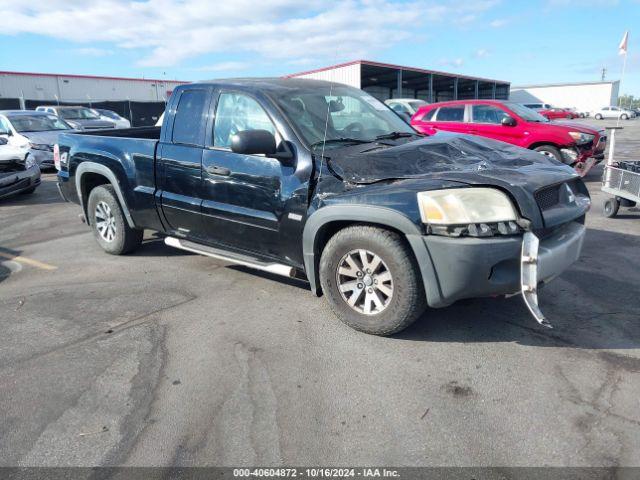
327;133;577;191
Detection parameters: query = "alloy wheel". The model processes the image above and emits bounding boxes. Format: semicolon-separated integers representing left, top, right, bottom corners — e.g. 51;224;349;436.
95;201;117;242
336;249;393;315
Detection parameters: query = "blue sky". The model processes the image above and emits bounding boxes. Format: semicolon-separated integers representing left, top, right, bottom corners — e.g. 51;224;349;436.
1;0;638;95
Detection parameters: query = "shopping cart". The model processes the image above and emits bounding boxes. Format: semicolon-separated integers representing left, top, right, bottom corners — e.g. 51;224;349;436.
601;126;639;217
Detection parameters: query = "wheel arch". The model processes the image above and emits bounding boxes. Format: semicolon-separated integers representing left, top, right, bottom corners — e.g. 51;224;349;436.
302;205;442;305
528;141;562;151
75;162;135;228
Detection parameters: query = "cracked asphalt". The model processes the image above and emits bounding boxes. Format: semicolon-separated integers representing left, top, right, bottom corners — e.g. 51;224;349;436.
0;118;639;467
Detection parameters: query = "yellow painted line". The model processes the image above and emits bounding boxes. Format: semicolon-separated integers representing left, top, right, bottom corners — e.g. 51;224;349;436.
0;252;57;271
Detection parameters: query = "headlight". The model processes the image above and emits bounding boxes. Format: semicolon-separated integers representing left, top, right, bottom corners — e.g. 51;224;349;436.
568;131;595;145
29;143;52;151
418;188;518;225
25;155;37;169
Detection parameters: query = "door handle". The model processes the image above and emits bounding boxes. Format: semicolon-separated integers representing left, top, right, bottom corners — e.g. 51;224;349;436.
206;165;231;176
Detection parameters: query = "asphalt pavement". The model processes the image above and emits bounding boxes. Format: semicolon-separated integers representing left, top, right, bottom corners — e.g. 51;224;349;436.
0;118;639;467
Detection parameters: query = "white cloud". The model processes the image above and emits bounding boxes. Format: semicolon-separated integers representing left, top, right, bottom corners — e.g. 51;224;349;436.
192;61;249;73
474;48;490;58
71;47;114;57
0;0;502;68
439;58;464;68
489;18;508;27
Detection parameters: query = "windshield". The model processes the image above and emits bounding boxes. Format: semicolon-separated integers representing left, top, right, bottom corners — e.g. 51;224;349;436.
59;108;100;120
507;102;549;122
409;100;427;110
8;114;71;132
273;85;416;149
96;110;120;120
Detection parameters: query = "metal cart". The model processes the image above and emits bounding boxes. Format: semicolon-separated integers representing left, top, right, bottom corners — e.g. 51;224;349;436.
601;126;639;217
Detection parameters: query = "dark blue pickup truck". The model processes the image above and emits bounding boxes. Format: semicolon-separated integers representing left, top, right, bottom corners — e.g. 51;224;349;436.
57;78;589;335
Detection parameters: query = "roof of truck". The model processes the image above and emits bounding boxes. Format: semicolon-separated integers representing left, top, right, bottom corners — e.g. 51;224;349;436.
196;77;344;91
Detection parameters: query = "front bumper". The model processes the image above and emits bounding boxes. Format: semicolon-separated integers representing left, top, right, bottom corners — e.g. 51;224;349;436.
413;221;586;308
0;165;41;199
29;149;55;169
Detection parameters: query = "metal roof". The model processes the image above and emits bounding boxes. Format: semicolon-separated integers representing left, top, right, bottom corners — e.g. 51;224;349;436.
285;59;509;84
0;70;188;84
512;80;620;89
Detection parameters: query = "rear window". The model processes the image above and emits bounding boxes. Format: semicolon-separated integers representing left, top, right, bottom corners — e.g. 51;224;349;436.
172;89;209;146
435;106;464;122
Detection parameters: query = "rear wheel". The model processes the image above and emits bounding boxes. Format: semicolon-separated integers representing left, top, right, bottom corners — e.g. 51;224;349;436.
319;225;426;336
603;198;620;218
621;114;629;120
533;145;563;162
87;185;143;255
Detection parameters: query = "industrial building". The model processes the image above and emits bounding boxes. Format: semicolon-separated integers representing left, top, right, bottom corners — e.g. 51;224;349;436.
0;71;188;125
286;59;510;102
510;81;620;114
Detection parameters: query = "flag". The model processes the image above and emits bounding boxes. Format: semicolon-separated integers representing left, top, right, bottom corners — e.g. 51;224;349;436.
618;31;629;56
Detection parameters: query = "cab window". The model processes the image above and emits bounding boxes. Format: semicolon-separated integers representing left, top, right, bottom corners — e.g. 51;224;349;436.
171;89;209;146
213;93;276;148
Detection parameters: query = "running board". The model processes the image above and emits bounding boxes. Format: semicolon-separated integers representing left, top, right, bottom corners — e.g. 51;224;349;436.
164;237;295;278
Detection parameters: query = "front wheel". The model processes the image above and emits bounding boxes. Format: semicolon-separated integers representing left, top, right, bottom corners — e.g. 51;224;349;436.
620;114;629;120
533;145;563;162
319;225;426;336
603;198;620;218
87;185;143;255
595;113;603;120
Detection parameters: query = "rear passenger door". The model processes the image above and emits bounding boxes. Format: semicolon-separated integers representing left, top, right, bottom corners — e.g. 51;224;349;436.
431;105;468;134
157;87;212;240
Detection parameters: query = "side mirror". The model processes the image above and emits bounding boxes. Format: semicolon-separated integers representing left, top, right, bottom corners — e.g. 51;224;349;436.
0;137;8;145
230;129;277;156
501;116;517;127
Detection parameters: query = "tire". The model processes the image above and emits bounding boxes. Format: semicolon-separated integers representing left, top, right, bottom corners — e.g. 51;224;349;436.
20;186;37;195
595;114;603;120
319;225;426;336
621;114;628;120
533;145;563;162
603;198;619;218
87;185;143;255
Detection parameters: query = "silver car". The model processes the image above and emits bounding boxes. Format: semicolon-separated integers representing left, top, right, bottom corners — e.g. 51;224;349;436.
592;106;636;120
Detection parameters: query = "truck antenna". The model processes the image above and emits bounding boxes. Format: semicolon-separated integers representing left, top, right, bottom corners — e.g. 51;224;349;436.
317;51;339;187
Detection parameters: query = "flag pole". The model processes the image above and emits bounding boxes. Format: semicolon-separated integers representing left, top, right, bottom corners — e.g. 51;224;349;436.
616;32;629;127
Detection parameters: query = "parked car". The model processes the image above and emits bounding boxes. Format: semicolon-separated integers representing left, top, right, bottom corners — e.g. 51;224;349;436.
523;102;553;111
539;107;577;120
0;137;40;199
35;106;116;130
591;106;636;120
0;110;74;170
564;107;587;118
411;100;606;172
57;78;589;335
384;98;429;115
91;109;131;129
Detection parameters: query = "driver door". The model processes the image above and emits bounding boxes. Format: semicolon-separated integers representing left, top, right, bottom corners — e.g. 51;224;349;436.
200;91;290;259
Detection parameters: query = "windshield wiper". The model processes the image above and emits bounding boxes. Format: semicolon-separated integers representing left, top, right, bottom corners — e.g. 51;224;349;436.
310;137;371;148
374;131;418;140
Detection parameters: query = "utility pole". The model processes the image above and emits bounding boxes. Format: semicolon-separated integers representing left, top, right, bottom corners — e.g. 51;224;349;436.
601;67;606;82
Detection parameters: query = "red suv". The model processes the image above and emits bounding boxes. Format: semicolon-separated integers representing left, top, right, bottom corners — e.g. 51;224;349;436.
411;100;605;175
